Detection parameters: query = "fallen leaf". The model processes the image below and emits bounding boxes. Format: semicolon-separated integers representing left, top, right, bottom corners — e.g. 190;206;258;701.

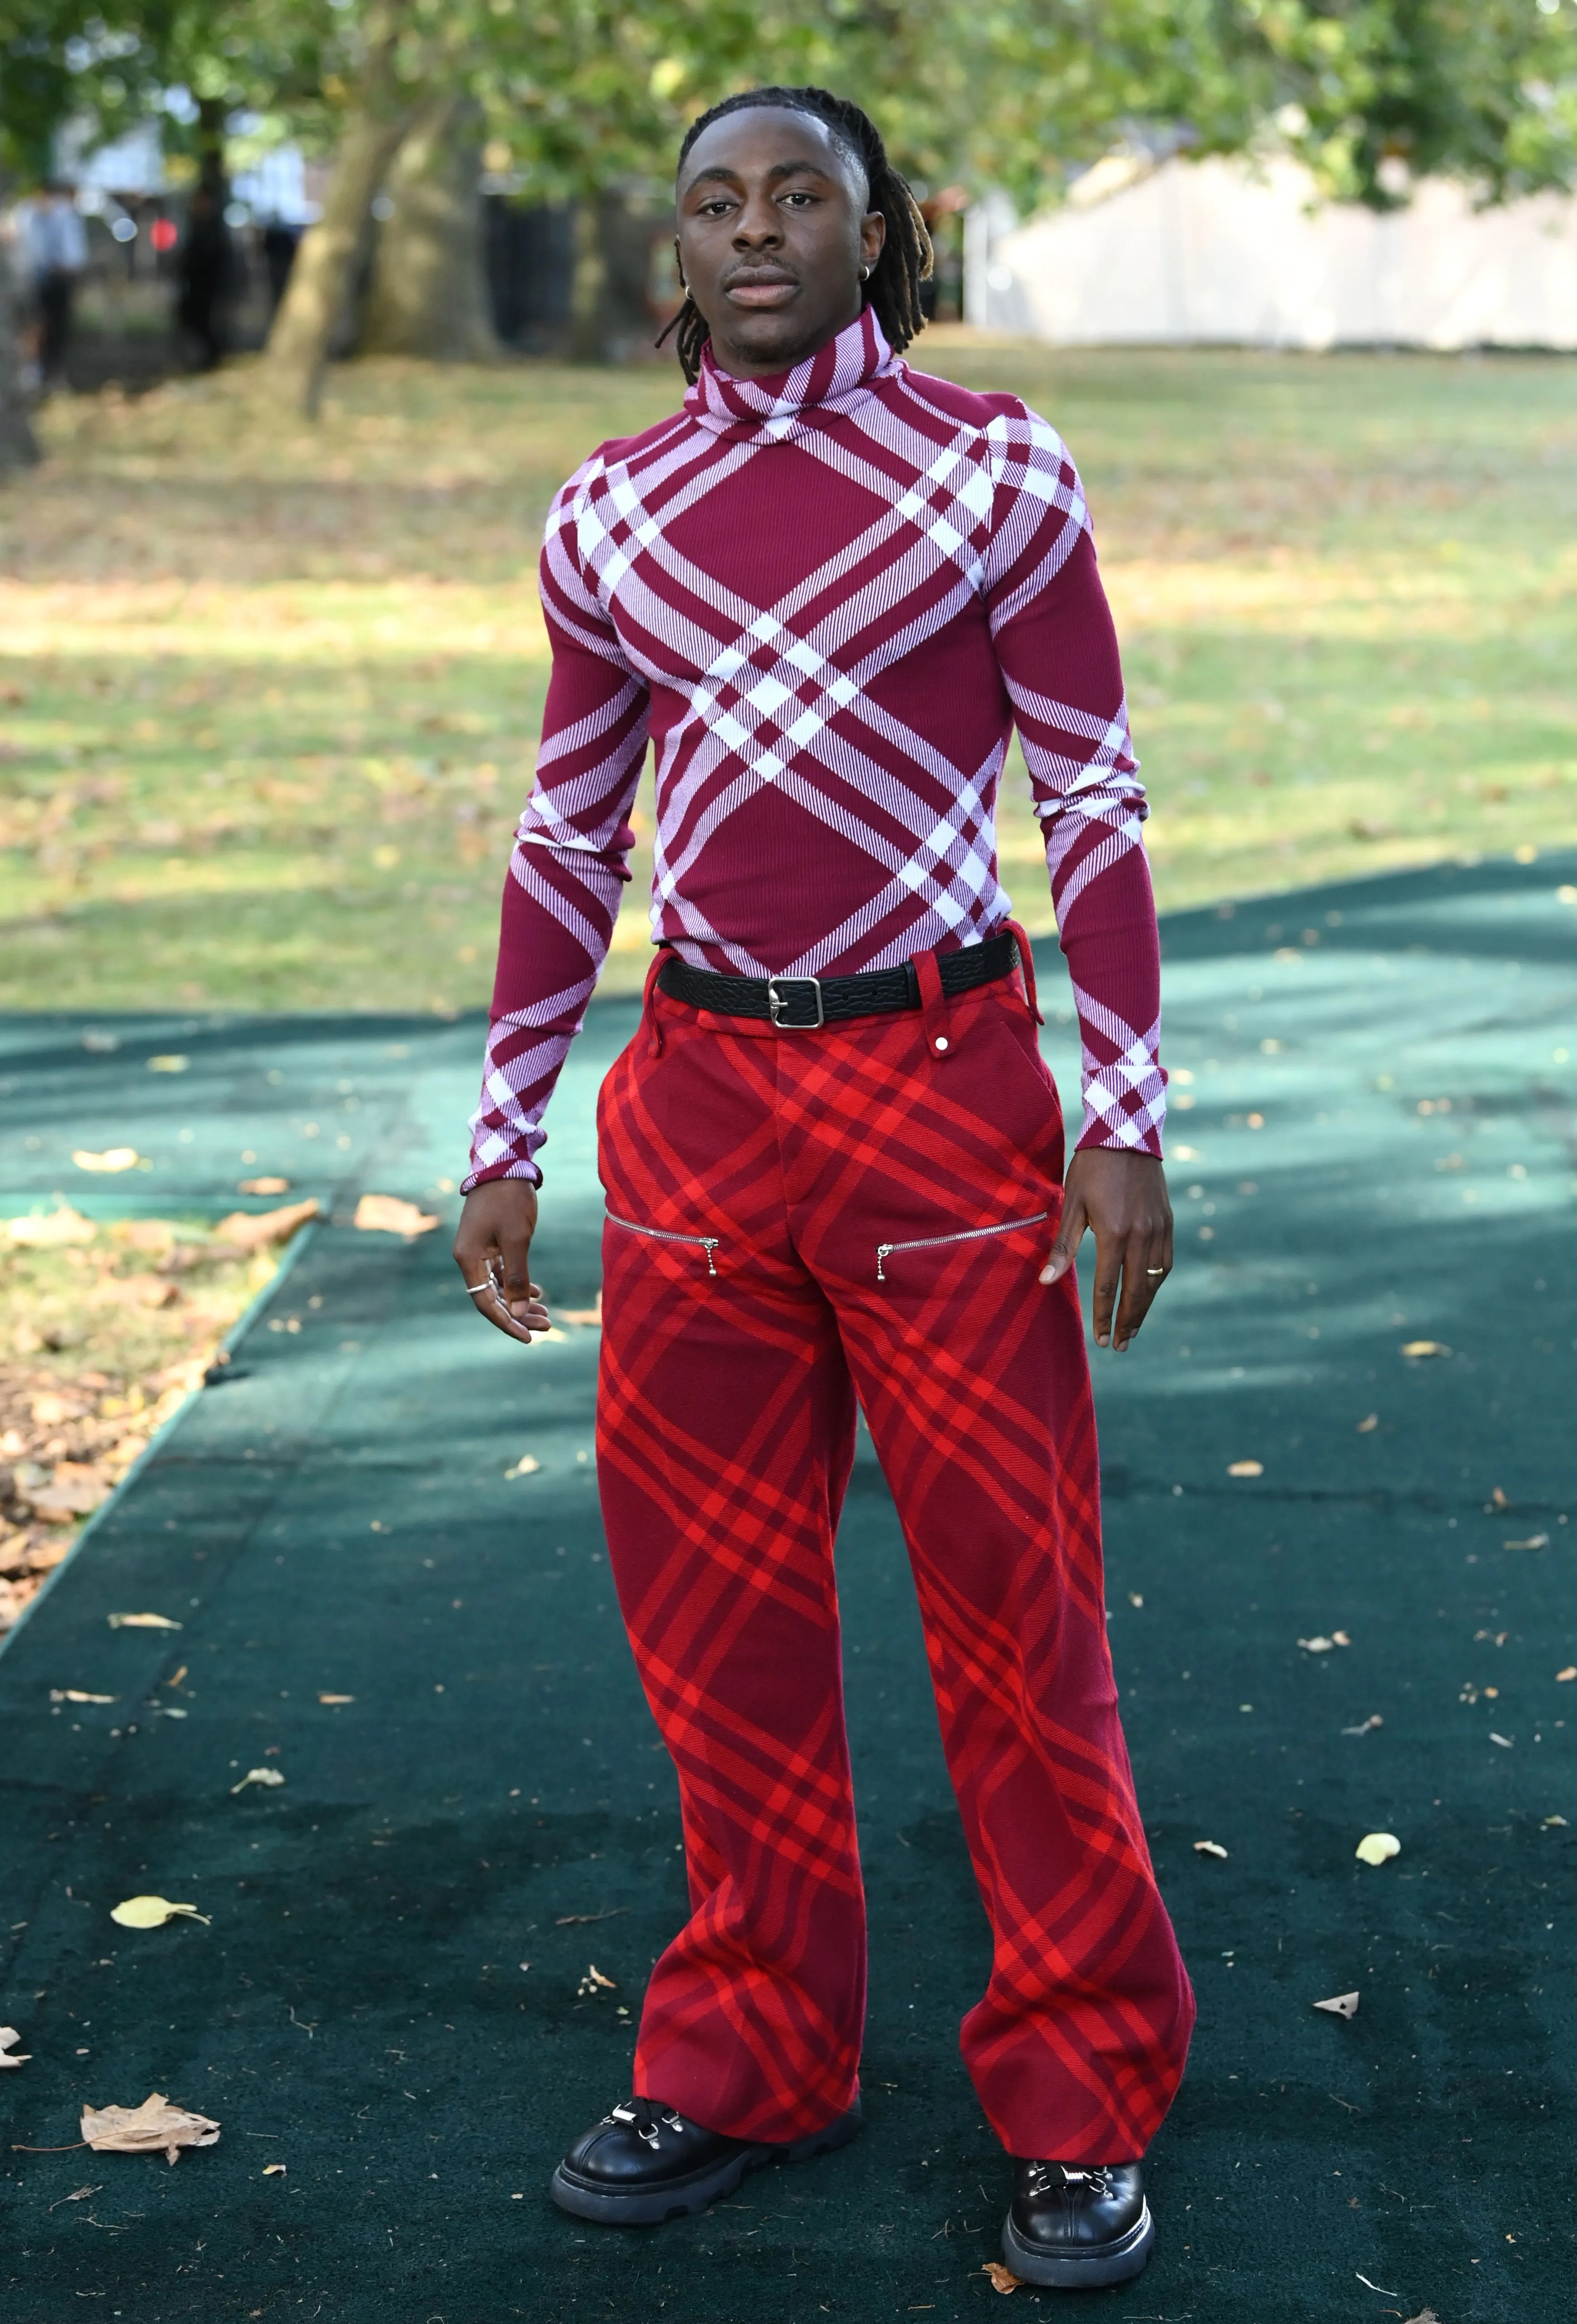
6;1207;97;1247
1489;1733;1514;1749
1193;1840;1229;1860
238;1176;290;1196
982;2260;1024;2293
109;1896;212;1929
353;1193;438;1238
72;1149;144;1174
0;2027;30;2068
560;1295;603;1327
504;1455;541;1479
1128;1590;1144;1608
1299;1636;1335;1654
50;1690;116;1705
1503;1534;1549;1551
107;1612;182;1631
1557;1668;1577;1683
147;1055;188;1074
576;1963;618;1994
1227;1460;1264;1478
81;2093;220;2164
1402;2311;1441;2323
1341;1714;1383;1735
212;1198;320;1250
1355;1832;1401;1866
318;1692;355;1705
1355;1413;1379;1433
1312;1992;1360;2019
1354;2278;1398;2298
1489;1487;1508;1510
230;1768;286;1794
1331;1630;1352;1647
262;2162;287;2177
1400;1340;1449;1358
1542;1814;1568;1827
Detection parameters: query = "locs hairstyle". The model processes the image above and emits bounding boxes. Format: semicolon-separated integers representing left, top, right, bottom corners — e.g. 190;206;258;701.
663;85;933;383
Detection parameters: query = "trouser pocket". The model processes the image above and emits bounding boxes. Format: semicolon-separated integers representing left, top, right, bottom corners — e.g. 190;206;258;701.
606;1211;720;1276
874;1209;1049;1284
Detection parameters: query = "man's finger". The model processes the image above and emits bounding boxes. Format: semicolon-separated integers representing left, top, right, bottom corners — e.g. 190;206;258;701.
1039;1194;1088;1285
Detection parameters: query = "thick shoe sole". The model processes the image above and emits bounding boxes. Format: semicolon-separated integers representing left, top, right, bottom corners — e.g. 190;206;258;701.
1002;2200;1154;2289
549;2101;863;2228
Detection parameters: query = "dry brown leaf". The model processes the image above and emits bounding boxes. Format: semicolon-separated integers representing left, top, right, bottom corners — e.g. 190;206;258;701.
1193;1840;1229;1860
72;1148;144;1174
318;1692;355;1705
982;2261;1024;2293
6;1207;97;1247
0;2026;30;2068
1355;1832;1401;1866
239;1176;290;1195
32;1464;113;1520
1312;1991;1360;2019
1489;1732;1514;1749
576;1963;618;1995
1341;1714;1383;1735
1227;1460;1264;1477
1503;1534;1549;1551
213;1198;320;1251
230;1767;286;1794
504;1455;541;1479
107;1611;182;1630
353;1193;438;1238
1402;2313;1440;2324
1331;1630;1352;1647
1355;1413;1379;1433
1299;1636;1335;1654
50;1689;116;1705
262;2161;287;2177
109;1895;211;1929
1542;1814;1568;1827
81;2092;220;2164
1401;1340;1450;1358
1557;1668;1577;1683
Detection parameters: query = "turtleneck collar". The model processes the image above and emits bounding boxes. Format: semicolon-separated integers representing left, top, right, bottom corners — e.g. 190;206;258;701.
684;307;899;437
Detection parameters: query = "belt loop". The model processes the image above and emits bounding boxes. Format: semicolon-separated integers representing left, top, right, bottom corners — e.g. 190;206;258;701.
1005;919;1043;1026
642;950;668;1059
913;947;954;1061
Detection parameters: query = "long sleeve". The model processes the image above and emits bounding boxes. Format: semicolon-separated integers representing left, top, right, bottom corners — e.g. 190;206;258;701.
983;409;1165;1156
463;471;651;1190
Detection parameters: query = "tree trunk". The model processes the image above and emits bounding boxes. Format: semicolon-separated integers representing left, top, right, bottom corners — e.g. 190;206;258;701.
0;238;40;474
360;91;498;360
263;0;418;415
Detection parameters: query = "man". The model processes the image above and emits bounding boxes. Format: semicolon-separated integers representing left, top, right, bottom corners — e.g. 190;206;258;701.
454;85;1193;2292
20;182;87;389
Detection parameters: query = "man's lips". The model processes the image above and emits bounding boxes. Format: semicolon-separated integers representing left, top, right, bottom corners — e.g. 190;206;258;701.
724;271;799;309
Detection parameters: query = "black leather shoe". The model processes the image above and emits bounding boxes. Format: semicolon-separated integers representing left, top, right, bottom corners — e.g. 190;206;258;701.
549;2092;863;2226
1002;2160;1153;2288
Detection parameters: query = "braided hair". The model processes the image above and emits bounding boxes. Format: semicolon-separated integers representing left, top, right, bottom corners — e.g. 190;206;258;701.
664;85;933;383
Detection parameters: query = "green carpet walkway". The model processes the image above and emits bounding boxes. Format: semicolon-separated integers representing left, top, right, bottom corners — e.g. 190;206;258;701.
2;852;1574;2322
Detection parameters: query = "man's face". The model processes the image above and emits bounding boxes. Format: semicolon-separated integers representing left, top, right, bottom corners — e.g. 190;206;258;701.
675;107;885;380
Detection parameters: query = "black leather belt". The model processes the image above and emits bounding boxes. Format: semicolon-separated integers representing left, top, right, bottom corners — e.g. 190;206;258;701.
656;931;1019;1031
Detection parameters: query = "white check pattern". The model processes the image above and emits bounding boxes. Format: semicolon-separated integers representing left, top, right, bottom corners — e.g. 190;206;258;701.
466;312;1165;1187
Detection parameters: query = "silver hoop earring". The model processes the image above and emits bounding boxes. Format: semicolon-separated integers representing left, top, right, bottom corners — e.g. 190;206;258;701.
859;264;870;283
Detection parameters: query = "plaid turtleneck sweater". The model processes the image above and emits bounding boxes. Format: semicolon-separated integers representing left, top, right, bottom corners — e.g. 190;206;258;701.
464;310;1165;1191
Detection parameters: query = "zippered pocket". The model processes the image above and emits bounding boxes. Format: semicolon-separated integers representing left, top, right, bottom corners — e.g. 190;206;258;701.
875;1209;1048;1283
607;1211;720;1276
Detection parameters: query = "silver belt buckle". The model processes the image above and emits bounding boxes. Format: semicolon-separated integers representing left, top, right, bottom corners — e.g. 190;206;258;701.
767;975;824;1031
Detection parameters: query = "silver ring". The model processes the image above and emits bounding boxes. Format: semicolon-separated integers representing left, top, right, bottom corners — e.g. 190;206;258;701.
465;1280;497;1295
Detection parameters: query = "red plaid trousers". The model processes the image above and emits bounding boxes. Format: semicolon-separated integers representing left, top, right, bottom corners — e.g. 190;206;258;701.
594;953;1194;2162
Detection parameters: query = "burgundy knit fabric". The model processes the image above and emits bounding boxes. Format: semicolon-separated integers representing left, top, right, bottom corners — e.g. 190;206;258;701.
466;310;1165;1190
597;973;1195;2156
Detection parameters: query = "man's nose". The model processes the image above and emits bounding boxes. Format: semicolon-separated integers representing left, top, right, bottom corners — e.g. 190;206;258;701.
732;195;784;247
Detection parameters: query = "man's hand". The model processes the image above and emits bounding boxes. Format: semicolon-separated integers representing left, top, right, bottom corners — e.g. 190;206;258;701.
452;1178;550;1345
1039;1149;1173;1351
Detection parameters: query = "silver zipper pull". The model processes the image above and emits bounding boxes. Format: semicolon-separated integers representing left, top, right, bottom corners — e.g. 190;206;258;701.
700;1238;719;1276
875;1244;893;1282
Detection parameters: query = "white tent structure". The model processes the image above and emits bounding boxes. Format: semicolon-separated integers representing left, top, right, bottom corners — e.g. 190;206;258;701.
967;153;1577;350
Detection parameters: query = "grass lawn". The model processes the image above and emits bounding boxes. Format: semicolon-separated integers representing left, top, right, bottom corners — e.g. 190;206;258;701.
1;333;1573;1012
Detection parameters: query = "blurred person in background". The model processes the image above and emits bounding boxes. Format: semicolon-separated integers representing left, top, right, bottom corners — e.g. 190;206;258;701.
174;184;236;371
19;181;87;390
